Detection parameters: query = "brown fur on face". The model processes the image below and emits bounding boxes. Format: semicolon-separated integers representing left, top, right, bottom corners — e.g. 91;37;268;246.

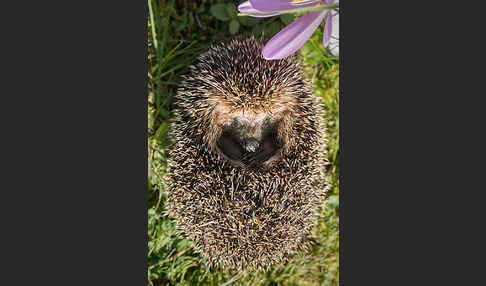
188;47;310;170
204;93;296;169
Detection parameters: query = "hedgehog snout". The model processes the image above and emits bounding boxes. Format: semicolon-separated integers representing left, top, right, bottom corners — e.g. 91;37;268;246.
243;137;259;153
216;114;282;167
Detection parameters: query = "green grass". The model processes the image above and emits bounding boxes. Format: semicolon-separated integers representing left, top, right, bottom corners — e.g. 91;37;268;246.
148;1;339;285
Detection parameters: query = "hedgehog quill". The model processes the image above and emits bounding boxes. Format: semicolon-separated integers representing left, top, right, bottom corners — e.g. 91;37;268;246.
165;37;329;270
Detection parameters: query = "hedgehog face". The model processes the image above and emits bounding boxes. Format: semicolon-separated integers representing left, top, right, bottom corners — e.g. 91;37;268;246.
175;37;309;170
215;110;283;168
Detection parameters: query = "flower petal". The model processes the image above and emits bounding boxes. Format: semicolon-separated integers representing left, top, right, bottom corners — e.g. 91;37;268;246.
238;1;282;17
323;11;332;47
249;0;318;12
291;0;322;5
327;11;339;56
262;11;328;60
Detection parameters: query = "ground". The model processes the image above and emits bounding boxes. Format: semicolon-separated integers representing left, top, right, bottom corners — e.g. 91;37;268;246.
148;1;339;285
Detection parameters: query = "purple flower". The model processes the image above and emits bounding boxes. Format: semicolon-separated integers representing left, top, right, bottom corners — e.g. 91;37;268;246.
238;0;339;59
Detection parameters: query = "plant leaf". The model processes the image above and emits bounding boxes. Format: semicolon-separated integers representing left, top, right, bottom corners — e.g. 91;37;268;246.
229;19;240;35
210;3;231;21
238;15;260;27
226;3;237;18
265;21;283;36
174;12;187;32
280;14;295;25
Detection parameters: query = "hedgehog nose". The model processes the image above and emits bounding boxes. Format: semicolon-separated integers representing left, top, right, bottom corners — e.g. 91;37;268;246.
243;137;259;153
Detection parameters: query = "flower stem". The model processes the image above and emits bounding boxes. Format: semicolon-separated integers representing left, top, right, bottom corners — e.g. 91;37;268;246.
148;0;157;50
237;3;339;17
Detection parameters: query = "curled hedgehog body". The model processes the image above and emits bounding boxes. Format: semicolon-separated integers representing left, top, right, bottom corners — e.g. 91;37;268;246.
165;37;329;270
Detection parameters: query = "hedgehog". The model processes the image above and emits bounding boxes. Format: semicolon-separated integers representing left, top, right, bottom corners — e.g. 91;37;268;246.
165;37;329;270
